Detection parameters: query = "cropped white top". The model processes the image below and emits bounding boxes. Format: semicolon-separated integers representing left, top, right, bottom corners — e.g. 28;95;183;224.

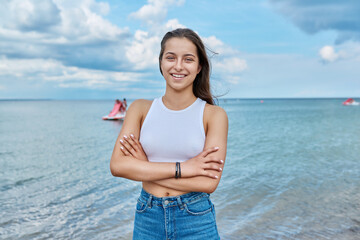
139;97;206;163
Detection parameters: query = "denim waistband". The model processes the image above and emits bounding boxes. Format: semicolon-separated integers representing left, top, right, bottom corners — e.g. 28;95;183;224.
139;188;210;208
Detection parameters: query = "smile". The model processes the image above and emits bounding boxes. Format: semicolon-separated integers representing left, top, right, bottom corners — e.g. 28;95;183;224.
171;74;186;78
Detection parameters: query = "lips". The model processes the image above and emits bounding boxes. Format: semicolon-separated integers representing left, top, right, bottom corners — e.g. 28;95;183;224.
171;73;186;78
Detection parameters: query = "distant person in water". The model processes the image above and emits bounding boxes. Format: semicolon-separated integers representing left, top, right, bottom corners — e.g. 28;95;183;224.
120;98;127;113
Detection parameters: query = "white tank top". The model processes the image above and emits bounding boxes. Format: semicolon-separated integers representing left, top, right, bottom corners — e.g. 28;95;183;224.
140;97;206;163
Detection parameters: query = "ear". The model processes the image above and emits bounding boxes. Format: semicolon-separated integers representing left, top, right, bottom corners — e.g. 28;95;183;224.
197;65;202;74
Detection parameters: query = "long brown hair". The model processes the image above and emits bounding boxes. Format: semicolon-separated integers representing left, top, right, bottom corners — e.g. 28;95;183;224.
159;28;214;105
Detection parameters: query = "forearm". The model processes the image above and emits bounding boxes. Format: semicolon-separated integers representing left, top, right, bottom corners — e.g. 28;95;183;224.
153;171;221;194
110;156;176;182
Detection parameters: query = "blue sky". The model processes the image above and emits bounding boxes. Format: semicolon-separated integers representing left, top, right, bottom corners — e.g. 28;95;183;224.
0;0;359;99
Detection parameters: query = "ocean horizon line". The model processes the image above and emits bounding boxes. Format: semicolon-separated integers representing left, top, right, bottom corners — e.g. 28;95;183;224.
0;97;357;102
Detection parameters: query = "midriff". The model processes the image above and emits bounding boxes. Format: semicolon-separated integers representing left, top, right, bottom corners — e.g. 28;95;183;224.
142;181;189;197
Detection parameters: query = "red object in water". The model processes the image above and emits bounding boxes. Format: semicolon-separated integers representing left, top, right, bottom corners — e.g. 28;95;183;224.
108;103;122;117
102;101;126;120
342;98;360;106
343;98;354;105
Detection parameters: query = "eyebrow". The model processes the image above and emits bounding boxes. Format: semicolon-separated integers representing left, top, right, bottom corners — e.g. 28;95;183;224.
165;52;196;58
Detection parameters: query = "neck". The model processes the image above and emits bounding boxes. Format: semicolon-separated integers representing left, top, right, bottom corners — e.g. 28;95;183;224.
163;88;197;110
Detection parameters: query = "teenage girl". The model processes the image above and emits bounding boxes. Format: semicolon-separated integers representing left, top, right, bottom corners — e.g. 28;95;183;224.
110;28;228;239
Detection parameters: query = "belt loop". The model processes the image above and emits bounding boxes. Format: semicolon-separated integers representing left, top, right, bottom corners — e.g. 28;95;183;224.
147;195;152;208
176;196;184;210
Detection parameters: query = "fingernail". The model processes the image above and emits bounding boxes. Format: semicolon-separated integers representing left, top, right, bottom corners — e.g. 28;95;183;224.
119;139;123;143
220;160;224;163
130;134;134;138
219;168;222;171
215;176;218;179
120;146;124;150
214;147;219;150
123;135;128;139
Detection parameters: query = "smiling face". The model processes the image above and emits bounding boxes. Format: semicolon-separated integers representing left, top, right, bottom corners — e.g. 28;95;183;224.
160;37;202;93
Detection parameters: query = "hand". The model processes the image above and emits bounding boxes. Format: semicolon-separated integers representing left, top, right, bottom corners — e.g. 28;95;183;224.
181;147;224;179
119;134;148;162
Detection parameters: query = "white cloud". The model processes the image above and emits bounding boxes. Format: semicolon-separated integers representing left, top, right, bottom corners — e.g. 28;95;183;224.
319;42;360;63
165;19;186;31
319;46;339;62
213;57;248;73
203;36;235;55
54;0;127;43
0;0;249;97
0;0;130;71
0;0;123;42
0;56;145;89
0;56;60;77
0;0;61;31
202;36;248;84
125;30;160;70
130;0;185;27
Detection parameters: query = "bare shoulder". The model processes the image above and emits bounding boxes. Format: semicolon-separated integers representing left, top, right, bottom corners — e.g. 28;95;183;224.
204;104;228;123
126;99;151;116
127;99;153;125
120;99;153;137
129;99;152;110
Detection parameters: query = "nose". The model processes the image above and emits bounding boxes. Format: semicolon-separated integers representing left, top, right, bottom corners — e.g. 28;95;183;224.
174;59;183;71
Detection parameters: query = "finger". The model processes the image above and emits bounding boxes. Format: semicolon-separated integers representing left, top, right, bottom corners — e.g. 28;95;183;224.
120;137;136;155
122;135;135;149
119;138;127;147
130;134;143;149
132;135;146;153
202;170;219;179
130;133;137;141
119;139;130;152
130;133;140;143
205;157;224;165
125;134;140;151
201;147;219;157
120;145;131;156
204;163;223;172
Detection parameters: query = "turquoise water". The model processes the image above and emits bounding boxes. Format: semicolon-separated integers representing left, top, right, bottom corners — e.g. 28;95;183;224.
1;99;360;239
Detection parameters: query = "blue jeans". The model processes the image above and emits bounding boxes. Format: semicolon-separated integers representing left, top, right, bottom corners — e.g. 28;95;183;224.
133;189;220;240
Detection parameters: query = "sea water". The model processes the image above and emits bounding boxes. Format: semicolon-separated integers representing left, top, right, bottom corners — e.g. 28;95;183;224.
1;99;359;239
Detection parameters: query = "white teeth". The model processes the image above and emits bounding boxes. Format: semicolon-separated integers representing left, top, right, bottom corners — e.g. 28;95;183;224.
172;74;185;78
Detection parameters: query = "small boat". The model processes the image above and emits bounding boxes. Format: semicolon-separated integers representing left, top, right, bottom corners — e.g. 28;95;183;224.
343;98;360;106
102;100;126;120
102;112;126;120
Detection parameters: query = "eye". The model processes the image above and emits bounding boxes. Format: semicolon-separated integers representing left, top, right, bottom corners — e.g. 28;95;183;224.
165;56;175;61
185;58;194;62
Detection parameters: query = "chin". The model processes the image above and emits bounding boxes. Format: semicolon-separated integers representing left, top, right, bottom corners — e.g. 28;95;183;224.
168;83;193;92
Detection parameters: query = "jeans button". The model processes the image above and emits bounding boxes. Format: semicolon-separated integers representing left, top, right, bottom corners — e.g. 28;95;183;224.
164;200;169;205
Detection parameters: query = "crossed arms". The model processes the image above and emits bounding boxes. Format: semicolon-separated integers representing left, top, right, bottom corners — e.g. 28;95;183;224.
110;99;228;193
